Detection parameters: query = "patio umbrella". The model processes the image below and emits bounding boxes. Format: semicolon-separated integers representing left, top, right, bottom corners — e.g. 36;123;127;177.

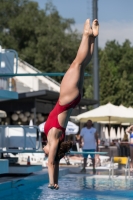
124;106;133;125
65;121;79;135
0;110;7;118
104;127;110;146
118;105;133;124
38;121;79;135
29;119;33;126
98;105;133;125
117;127;121;139
110;127;117;140
125;106;133;124
105;127;109;139
121;127;125;140
76;102;133;123
100;125;106;140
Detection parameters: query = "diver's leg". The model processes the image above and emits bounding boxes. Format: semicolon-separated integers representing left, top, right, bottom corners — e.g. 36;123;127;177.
59;19;99;105
47;128;61;187
54;161;59;189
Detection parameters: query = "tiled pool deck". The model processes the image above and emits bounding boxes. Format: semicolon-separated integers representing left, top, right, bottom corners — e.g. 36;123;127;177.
0;166;133;198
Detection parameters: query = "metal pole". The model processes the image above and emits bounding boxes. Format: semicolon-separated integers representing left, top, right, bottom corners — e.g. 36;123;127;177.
92;0;99;108
92;0;100;132
34;99;36;125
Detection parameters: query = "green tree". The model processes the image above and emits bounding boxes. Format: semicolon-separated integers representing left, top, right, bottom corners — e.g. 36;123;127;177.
117;70;133;106
0;0;81;82
99;40;133;106
99;50;119;104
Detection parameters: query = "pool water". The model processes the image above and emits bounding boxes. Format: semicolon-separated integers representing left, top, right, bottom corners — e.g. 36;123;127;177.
4;174;133;200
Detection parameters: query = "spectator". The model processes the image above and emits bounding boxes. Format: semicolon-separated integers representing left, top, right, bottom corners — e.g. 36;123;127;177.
80;120;99;174
126;125;133;171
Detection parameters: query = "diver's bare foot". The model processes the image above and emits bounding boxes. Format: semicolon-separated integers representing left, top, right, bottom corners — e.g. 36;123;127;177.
92;19;99;37
48;184;55;189
54;184;59;190
83;19;93;36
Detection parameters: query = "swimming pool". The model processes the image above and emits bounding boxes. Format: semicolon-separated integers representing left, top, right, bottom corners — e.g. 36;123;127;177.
3;174;133;200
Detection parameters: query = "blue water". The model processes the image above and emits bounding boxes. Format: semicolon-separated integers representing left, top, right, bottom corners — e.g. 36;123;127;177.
4;174;133;200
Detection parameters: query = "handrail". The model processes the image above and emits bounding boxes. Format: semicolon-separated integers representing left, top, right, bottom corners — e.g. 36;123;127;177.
0;72;90;77
109;156;130;179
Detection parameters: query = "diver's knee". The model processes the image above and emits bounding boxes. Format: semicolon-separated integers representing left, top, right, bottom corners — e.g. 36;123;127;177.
71;59;80;69
48;160;55;166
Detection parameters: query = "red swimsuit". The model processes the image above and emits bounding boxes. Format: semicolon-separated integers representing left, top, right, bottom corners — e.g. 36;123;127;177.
44;93;81;141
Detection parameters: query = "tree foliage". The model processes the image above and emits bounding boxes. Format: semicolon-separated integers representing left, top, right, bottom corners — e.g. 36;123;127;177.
0;0;81;82
99;40;133;106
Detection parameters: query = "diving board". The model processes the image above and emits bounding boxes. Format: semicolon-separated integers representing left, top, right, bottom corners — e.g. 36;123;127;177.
0;72;90;77
69;151;108;155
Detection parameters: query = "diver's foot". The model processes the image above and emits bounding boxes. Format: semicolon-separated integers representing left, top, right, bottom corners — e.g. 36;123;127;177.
80;168;86;173
48;184;55;189
54;184;59;190
83;19;93;37
92;19;99;37
93;168;96;175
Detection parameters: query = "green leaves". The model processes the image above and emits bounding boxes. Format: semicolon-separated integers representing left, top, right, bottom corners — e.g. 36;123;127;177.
0;0;80;82
100;40;133;106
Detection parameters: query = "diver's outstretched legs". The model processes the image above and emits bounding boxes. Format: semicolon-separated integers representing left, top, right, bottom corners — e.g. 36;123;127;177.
59;19;99;105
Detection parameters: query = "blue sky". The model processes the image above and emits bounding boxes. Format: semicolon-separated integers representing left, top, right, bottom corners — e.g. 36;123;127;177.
31;0;133;48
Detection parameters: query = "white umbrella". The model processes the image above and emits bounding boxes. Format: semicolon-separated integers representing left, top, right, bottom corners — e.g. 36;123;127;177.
123;107;133;125
99;105;133;125
110;127;117;140
38;121;79;135
105;127;109;139
65;121;79;135
104;127;110;146
118;105;133;124
128;107;133;113
110;127;114;140
76;102;133;123
117;127;121;139
29;119;33;126
113;128;117;139
76;103;133;123
0;110;7;118
121;127;125;140
100;125;106;140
